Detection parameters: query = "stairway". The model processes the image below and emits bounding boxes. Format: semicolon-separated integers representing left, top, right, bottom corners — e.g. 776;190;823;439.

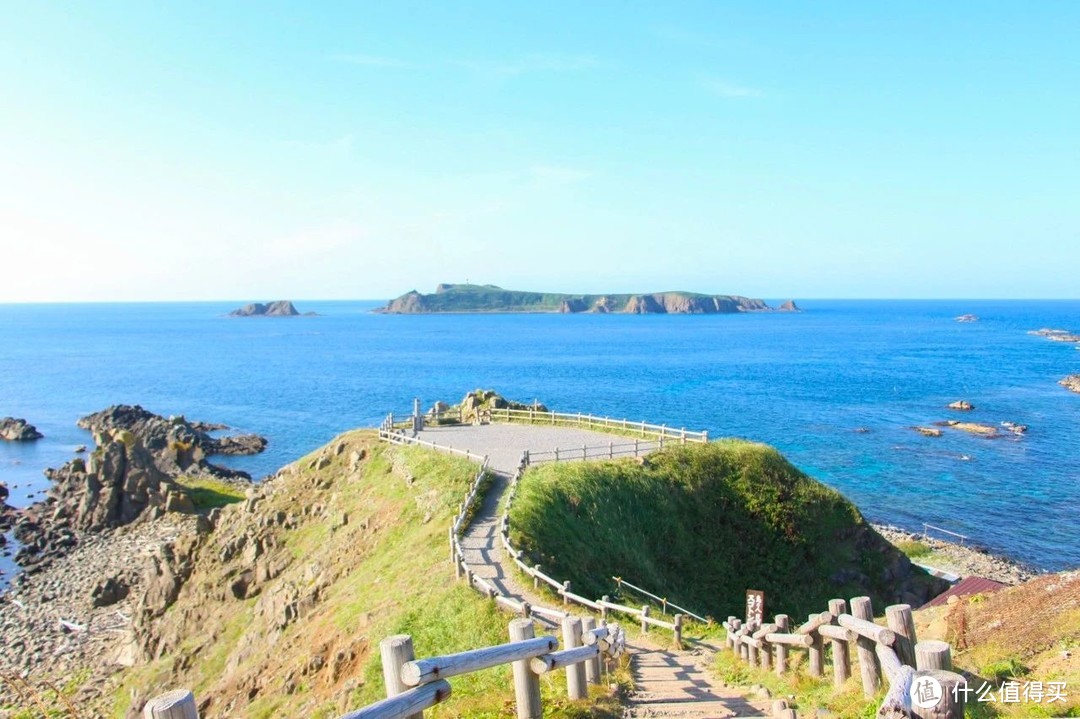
624;645;769;718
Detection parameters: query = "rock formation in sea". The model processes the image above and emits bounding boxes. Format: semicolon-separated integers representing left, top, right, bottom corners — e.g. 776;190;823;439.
1060;375;1080;394
9;406;263;570
0;417;43;441
947;400;975;411
228;300;312;317
955;314;979;322
778;300;801;311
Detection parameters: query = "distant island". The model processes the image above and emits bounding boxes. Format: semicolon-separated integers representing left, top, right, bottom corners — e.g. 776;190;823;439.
228;300;315;317
375;284;799;314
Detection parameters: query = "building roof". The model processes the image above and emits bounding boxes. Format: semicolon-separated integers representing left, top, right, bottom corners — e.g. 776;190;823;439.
921;576;1007;609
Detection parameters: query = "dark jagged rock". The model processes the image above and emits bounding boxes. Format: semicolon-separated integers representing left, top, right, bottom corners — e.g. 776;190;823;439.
228;301;304;317
77;405;265;477
0;417;43;441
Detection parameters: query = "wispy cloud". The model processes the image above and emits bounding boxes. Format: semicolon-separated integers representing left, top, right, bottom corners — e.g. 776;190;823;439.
333;53;414;68
703;78;764;98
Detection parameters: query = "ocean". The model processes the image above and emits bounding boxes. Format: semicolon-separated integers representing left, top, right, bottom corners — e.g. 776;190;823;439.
2;300;1078;584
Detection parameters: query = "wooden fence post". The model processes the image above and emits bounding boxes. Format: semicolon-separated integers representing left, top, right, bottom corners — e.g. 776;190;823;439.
533;565;541;590
911;670;966;719
915;640;953;671
807;612;824;678
509;619;543;719
640;605;650;633
143;689;198;719
673;614;683;649
850;596;881;697
380;635;422;719
774;615;790;676
582;617;601;685
562;581;571;606
886;604;918;668
828;598;851;688
562;616;587;700
600;596;610;622
727;617;740;651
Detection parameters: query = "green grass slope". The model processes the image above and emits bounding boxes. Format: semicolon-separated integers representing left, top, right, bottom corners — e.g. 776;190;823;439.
99;434;617;719
509;441;942;620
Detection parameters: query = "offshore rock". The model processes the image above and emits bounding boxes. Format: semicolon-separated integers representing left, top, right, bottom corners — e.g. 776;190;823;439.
229;300;302;317
1060;375;1080;394
0;417;43;441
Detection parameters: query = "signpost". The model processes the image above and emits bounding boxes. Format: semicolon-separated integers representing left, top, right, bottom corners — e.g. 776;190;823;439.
746;590;765;629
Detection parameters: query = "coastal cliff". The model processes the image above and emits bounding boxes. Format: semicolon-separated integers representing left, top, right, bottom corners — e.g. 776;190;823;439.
375;284;785;314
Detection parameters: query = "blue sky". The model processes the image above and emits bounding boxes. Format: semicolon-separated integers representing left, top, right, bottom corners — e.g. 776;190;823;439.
1;2;1077;301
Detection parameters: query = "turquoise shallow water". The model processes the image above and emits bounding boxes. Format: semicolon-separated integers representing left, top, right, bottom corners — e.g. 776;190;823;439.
1;300;1078;582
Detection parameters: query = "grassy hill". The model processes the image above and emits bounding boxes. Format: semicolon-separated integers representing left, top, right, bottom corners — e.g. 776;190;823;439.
375;283;772;314
98;433;618;718
508;440;944;621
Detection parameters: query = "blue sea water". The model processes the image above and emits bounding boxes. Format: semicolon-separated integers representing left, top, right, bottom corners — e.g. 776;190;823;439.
1;300;1079;584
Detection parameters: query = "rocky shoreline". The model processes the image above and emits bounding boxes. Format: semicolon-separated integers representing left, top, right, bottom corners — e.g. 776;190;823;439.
873;524;1037;585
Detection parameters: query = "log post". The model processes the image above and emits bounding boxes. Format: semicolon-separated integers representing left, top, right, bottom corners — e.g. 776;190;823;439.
747;634;758;666
727;618;741;651
509;619;543;719
911;669;966;719
562;616;587;700
828;598;851;688
143;689;199;719
640;605;650;633
673;614;683;649
533;565;541;590
759;630;772;671
915;640;953;671
886;604;918;668
774;615;790;676
380;635;422;719
562;581;571;606
600;596;610;622
807;612;824;678
582;617;601;685
850;596;881;697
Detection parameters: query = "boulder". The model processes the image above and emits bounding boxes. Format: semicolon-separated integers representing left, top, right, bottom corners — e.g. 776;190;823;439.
0;417;43;441
91;576;130;607
913;426;943;437
955;314;979;322
1060;375;1080;394
778;300;801;312
947;400;975;411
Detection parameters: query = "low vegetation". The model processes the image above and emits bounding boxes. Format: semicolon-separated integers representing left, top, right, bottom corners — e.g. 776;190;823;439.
174;475;247;510
509;440;940;620
100;434;619;718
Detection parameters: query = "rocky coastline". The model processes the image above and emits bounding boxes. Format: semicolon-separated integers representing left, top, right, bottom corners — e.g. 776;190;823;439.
228;300;315;317
873;524;1037;585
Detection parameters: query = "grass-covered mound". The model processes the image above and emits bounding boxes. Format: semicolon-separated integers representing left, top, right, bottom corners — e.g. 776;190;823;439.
510;440;941;620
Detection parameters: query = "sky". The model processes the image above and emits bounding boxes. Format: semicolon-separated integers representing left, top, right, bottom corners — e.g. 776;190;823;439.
1;2;1078;302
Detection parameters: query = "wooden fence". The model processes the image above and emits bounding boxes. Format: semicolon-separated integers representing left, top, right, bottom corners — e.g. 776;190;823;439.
486;407;709;443
723;596;964;719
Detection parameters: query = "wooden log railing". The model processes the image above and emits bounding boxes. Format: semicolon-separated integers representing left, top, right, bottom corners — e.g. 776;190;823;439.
486;406;709;443
722;597;967;719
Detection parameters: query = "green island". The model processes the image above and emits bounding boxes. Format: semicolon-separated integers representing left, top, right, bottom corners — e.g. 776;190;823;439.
375;283;799;314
